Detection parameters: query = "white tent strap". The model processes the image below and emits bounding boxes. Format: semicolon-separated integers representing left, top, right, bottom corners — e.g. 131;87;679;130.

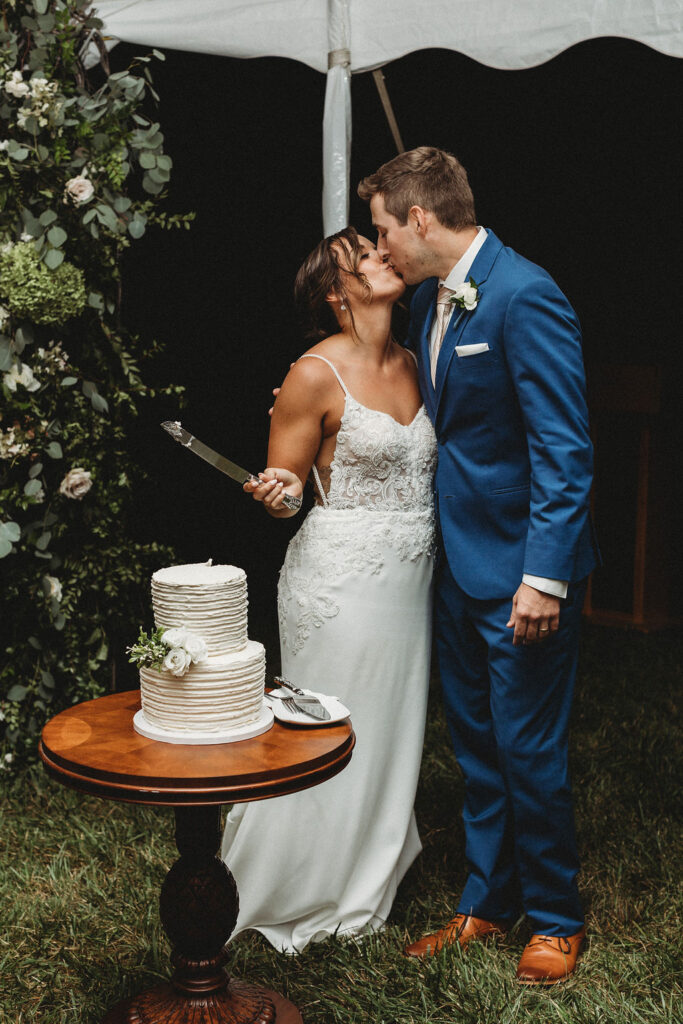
328;48;351;68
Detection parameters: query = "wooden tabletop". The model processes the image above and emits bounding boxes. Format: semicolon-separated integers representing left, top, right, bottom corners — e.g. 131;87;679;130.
39;691;355;807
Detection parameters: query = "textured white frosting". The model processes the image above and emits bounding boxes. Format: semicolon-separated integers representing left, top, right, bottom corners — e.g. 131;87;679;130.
152;562;248;655
139;639;266;733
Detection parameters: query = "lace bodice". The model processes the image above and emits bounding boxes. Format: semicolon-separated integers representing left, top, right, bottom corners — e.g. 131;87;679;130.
278;355;437;655
304;355;437;514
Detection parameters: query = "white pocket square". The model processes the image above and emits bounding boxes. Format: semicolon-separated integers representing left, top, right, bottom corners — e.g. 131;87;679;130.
456;342;489;357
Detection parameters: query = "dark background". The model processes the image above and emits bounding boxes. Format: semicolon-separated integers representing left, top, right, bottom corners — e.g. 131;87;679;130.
112;38;681;645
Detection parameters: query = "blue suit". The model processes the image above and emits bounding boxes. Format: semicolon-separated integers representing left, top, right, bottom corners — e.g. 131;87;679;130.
408;230;598;935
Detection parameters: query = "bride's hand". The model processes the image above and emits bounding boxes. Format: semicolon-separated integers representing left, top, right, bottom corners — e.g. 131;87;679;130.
244;467;303;516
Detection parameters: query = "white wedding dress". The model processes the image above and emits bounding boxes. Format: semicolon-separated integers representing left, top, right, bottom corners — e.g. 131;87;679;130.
222;354;437;953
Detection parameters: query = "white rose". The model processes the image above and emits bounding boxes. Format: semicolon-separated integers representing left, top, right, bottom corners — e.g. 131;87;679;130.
3;361;40;393
453;282;478;311
162;647;192;677
161;626;188;648
5;71;29;99
58;467;92;500
44;575;63;602
64;175;94;205
183;632;208;664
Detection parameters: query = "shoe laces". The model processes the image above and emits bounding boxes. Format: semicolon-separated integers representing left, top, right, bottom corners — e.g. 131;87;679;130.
528;934;572;954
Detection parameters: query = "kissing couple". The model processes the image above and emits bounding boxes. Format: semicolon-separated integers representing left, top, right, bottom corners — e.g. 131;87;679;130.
222;146;599;985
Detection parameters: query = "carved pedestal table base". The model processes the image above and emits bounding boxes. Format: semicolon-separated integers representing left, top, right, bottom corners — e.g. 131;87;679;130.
102;806;301;1024
39;691;354;1024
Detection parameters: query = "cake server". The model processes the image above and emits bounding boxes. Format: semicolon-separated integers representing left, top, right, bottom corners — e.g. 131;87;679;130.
161;421;302;512
272;676;332;720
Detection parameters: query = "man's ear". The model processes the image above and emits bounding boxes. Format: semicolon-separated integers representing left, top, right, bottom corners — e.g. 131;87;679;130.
408;205;428;235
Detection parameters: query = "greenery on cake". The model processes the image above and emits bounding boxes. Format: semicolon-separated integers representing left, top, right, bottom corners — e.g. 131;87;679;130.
0;1;193;765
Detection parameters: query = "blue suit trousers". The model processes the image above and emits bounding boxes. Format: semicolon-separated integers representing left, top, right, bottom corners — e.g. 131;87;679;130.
435;557;586;935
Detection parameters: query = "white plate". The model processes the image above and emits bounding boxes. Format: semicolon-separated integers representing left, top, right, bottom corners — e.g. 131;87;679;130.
265;688;350;726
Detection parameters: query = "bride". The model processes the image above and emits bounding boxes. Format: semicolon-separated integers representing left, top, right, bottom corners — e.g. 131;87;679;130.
221;226;437;953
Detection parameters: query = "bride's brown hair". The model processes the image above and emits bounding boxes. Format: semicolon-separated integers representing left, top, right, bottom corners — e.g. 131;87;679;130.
294;226;372;342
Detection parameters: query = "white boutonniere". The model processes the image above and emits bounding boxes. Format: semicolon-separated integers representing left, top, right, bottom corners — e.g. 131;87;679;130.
449;278;479;312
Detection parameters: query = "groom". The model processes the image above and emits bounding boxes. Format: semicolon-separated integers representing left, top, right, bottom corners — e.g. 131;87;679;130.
358;147;598;984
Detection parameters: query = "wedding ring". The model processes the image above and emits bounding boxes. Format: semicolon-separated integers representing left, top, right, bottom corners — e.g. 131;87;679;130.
539;627;549;632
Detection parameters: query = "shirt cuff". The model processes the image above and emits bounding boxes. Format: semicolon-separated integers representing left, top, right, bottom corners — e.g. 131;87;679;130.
522;574;568;599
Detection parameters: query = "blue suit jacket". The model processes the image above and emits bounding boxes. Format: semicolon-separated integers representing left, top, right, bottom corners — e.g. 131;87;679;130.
407;230;598;599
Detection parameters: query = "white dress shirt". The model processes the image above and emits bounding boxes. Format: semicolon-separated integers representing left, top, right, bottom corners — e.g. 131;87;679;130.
430;227;568;601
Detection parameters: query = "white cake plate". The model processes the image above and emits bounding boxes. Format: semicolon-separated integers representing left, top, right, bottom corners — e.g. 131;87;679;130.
133;703;274;745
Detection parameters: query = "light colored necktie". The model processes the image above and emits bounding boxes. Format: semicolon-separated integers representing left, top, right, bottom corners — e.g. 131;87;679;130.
430;284;455;386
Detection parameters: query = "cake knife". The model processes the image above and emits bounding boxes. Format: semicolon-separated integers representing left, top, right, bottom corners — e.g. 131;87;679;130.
161;421;302;512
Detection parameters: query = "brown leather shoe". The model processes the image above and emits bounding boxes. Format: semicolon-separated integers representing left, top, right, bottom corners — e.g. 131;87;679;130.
405;913;508;958
516;927;586;985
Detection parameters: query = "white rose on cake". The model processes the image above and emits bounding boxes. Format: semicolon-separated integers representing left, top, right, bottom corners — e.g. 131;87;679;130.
162;647;192;677
183;632;208;664
161;626;188;648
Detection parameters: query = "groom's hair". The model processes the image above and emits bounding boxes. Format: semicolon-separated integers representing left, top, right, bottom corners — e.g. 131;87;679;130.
358;146;476;230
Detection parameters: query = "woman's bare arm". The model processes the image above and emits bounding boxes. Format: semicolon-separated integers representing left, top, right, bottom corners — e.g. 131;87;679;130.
245;358;336;517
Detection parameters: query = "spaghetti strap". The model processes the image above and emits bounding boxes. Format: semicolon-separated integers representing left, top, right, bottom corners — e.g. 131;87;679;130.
311;464;329;509
406;348;418;367
299;353;349;396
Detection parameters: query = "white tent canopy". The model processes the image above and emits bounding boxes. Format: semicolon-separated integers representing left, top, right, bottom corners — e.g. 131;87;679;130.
92;0;683;232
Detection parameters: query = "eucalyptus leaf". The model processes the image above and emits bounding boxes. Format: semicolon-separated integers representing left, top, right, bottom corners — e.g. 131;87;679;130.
152;49;165;60
113;196;132;212
142;175;163;196
7;685;28;702
36;531;51;551
24;479;43;497
156;155;173;171
46;441;63;459
28;462;43;479
139;151;156;169
0;521;20;542
28;636;42;650
44;248;64;269
40;670;55;689
0;537;12;559
128;218;146;240
0;339;12;371
148;166;170;184
47;225;67;247
88;291;104;310
82;380;96;398
16;323;34;346
10;147;29;162
83;208;97;225
39;209;58;226
91;392;109;414
60;376;77;387
54;613;66;631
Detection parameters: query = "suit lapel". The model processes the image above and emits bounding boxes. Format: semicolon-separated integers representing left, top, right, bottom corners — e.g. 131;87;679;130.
433;230;504;420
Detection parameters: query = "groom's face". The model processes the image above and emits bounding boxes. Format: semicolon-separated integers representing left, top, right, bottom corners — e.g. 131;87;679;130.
370;194;428;286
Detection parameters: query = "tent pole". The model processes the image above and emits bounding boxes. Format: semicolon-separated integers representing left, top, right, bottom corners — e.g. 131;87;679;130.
372;68;405;153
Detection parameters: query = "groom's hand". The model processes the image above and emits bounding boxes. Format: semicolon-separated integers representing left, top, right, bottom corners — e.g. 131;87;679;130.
507;583;560;646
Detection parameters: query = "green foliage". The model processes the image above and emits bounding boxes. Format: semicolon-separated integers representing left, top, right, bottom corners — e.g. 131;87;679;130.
126;627;167;671
0;241;86;323
0;1;192;763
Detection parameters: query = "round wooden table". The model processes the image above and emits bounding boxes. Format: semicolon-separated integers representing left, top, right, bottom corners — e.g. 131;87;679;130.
39;690;355;1024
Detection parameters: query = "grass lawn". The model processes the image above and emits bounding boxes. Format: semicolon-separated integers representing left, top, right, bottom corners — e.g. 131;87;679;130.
1;624;681;1023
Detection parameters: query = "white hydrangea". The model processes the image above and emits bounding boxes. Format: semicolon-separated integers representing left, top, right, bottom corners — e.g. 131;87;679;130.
5;70;29;99
0;427;30;460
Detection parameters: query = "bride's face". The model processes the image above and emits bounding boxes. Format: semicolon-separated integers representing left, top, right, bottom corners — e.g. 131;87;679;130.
335;235;405;309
